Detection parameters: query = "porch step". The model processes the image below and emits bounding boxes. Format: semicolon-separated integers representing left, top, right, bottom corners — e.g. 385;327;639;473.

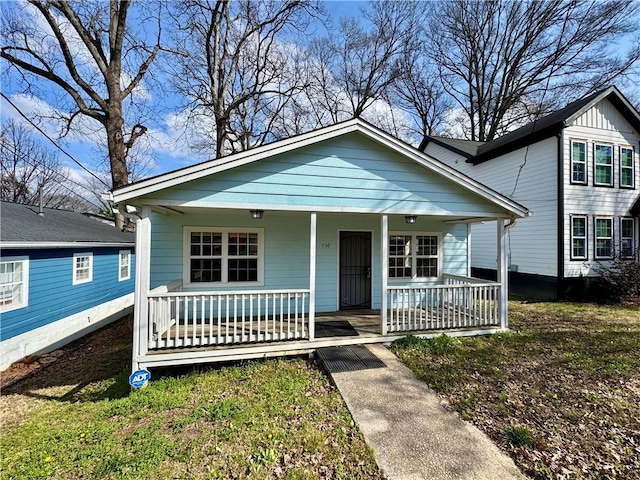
316;345;386;373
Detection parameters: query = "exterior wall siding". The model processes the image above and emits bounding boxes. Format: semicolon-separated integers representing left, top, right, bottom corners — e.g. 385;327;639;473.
563;99;640;277
437;137;559;277
0;247;135;341
149;211;468;312
140;135;504;217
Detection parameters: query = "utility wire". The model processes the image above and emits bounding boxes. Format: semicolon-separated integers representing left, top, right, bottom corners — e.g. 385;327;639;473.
1;92;110;189
1;144;103;208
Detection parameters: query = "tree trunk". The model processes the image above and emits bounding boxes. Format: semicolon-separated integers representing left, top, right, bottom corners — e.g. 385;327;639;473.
106;111;129;228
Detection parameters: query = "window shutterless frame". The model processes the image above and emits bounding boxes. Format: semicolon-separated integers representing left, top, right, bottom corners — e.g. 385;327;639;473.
388;231;442;281
183;226;264;287
570;140;587;185
593;143;614;187
569;215;588;260
619;145;635;189
594;217;614;259
118;250;131;281
620;217;636;258
72;252;93;285
0;256;29;312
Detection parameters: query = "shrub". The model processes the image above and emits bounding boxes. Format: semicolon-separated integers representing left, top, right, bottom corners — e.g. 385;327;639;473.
595;253;640;304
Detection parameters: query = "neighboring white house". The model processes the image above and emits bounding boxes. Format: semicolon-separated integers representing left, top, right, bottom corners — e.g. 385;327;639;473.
422;86;640;299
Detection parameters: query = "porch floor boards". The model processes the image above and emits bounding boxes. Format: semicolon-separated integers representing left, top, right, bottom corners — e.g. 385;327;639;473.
148;309;498;359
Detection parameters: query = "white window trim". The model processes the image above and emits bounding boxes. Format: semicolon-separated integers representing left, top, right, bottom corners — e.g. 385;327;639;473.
594;217;614;260
0;256;29;313
118;250;131;281
570;215;588;261
593;143;614;187
619;145;635;189
388;231;442;281
570;139;587;185
620;217;636;258
72;252;93;285
183;227;265;288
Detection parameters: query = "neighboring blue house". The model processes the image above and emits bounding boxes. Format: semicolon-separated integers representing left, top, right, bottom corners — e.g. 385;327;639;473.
0;202;135;370
112;118;529;373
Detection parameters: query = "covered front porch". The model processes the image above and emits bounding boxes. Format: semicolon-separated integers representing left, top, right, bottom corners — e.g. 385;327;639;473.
134;238;506;370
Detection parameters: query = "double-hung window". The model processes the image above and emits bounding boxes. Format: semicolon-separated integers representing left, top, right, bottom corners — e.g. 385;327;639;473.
73;253;93;285
119;250;131;281
570;140;587;184
594;144;613;186
388;233;440;280
185;227;263;286
620;218;636;258
570;216;587;260
594;218;613;259
0;257;29;312
620;146;635;188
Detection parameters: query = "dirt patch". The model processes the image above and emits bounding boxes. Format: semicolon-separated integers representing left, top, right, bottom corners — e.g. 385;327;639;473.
1;314;133;394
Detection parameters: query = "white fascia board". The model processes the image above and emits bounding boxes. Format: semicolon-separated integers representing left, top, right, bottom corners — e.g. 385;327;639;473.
113;120;362;203
1;242;135;249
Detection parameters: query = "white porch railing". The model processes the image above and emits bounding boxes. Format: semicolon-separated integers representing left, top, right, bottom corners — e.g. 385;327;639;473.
387;274;500;332
147;289;310;349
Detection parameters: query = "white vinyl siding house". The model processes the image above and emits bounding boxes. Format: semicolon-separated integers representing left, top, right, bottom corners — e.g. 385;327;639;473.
114;119;529;372
423;86;640;299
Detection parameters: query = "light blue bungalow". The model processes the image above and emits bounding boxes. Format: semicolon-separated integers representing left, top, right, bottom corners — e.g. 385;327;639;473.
0;202;135;370
112;119;530;372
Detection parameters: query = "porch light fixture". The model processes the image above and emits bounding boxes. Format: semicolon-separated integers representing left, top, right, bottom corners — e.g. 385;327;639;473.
250;209;264;219
404;215;417;224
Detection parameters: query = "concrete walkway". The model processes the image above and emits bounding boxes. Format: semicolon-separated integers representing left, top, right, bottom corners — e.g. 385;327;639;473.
319;344;526;480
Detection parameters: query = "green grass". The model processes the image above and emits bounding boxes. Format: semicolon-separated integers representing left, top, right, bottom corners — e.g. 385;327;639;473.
392;301;640;479
1;320;382;479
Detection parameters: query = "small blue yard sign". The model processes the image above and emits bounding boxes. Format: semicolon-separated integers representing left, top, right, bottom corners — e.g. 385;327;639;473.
129;369;151;389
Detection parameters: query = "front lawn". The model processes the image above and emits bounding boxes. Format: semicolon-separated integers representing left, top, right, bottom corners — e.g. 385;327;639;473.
392;302;640;479
1;317;382;480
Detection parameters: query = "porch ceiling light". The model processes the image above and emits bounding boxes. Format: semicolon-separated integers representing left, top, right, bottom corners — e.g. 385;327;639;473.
404;215;417;224
250;209;264;219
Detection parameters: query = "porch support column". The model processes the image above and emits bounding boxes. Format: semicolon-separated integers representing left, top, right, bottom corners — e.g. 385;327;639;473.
132;205;151;373
381;214;388;335
309;212;317;340
497;218;509;330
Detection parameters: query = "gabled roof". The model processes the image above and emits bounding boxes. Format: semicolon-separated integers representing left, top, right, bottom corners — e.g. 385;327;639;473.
419;135;483;159
113;118;530;219
1;202;134;248
421;86;640;165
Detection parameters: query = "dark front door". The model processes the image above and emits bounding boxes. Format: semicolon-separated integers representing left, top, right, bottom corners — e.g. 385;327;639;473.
339;231;372;309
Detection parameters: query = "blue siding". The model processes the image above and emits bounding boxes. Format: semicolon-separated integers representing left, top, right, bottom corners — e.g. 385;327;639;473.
149;211;468;312
142;134;503;216
1;247;135;340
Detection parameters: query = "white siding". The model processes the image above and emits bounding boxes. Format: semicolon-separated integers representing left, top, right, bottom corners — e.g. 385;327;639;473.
423;143;471;170
563;98;640;277
463;138;559;276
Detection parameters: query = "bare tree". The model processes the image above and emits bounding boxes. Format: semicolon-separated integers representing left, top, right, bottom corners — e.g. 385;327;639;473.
0;120;93;210
172;0;321;159
427;0;640;141
310;1;421;123
1;0;166;224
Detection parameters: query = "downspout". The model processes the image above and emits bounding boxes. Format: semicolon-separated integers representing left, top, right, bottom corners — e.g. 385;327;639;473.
556;132;565;299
